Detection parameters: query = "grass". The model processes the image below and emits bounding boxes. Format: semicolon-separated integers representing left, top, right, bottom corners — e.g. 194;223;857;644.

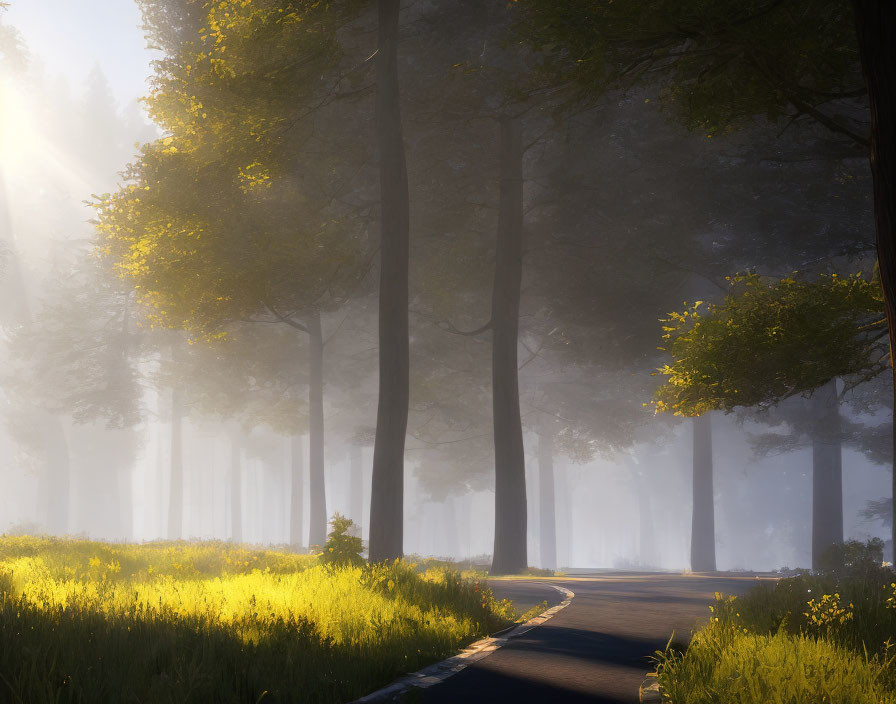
655;563;896;704
0;536;515;703
515;599;550;623
656;622;896;704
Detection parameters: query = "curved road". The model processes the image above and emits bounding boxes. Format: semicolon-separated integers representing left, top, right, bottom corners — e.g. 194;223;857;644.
420;573;770;704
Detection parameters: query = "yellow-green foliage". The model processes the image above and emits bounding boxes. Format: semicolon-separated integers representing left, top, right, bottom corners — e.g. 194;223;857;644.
657;570;896;704
653;273;886;417
0;536;513;703
804;592;854;632
95;0;367;339
319;514;364;568
656;622;896;704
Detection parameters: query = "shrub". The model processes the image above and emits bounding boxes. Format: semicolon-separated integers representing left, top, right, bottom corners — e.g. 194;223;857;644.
319;514;364;568
817;538;887;580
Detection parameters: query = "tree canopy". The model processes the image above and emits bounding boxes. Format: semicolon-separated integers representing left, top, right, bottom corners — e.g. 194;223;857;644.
654;273;887;417
513;0;867;146
95;0;369;338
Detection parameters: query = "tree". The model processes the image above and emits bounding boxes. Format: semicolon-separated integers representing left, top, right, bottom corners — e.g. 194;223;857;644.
368;0;410;563
744;383;853;565
654;272;887;566
488;115;527;574
654;274;886;416
98;0;370;548
401;1;556;574
536;424;557;570
3;249;142;538
161;321;310;543
514;1;867;147
514;0;896;559
0;4;25;74
853;1;896;563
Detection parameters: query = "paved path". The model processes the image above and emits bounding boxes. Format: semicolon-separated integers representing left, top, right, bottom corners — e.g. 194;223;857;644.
421;573;770;704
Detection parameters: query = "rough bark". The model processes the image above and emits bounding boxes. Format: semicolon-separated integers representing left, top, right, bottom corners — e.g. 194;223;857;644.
691;413;716;572
289;434;304;547
230;428;242;543
537;428;557;571
306;311;327;548
369;0;410;563
349;444;363;536
811;378;844;569
853;0;896;560
490;115;527;576
167;387;183;540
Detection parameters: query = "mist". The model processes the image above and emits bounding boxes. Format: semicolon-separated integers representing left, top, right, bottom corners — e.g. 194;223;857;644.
0;1;888;576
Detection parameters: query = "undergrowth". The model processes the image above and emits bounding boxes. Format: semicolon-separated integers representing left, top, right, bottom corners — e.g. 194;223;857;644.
0;535;514;703
655;540;896;703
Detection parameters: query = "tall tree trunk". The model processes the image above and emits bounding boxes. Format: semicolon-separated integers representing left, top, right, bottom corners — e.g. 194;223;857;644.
230;429;242;543
289;434;304;547
691;414;716;572
537;428;557;571
349;444;363;536
167;387;183;540
45;415;70;535
119;450;133;541
369;0;410;563
306;311;327;548
853;1;896;562
811;378;844;569
490;115;527;575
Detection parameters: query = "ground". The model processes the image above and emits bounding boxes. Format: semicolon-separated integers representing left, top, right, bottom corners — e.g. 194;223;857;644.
421;572;767;703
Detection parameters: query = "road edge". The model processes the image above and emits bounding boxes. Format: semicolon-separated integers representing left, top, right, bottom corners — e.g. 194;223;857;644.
349;583;576;703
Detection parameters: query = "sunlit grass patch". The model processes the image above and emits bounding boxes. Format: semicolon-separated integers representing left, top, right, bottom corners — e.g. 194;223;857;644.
655;622;896;704
0;536;514;703
656;553;896;704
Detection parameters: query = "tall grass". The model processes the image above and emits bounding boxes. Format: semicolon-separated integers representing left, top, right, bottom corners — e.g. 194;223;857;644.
656;621;896;704
0;536;514;703
655;560;896;704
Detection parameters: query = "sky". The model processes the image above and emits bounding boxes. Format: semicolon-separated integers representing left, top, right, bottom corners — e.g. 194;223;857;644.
5;0;155;107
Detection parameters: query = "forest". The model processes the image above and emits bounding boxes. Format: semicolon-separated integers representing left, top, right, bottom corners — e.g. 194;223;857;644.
0;1;894;703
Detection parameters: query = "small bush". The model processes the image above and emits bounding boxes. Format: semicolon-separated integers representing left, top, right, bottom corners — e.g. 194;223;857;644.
319;514;364;568
817;538;887;580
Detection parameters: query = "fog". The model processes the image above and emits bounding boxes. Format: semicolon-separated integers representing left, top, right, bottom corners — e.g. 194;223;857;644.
0;1;889;574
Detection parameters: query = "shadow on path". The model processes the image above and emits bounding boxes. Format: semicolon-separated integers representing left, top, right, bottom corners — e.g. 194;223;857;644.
421;668;634;704
420;574;761;704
